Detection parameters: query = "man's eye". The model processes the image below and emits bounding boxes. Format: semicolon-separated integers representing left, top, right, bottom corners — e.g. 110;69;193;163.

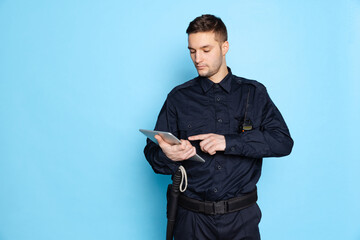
204;49;210;53
190;50;196;54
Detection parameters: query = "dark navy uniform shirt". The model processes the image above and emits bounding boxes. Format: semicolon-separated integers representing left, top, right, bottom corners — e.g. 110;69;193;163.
144;68;293;201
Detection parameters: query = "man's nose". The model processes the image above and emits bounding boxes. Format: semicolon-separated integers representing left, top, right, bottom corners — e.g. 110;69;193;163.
195;52;203;63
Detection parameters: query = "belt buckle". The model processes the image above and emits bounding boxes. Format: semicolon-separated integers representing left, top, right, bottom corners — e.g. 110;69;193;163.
213;201;227;215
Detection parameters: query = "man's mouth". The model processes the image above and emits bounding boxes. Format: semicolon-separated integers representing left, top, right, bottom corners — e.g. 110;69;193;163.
196;65;206;70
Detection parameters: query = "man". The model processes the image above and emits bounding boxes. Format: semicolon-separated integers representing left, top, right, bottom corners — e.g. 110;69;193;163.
144;14;293;239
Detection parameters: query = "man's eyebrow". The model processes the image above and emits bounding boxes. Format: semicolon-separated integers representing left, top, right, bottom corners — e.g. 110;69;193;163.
188;45;212;50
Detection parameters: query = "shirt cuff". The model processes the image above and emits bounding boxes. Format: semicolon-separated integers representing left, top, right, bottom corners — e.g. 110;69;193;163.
158;149;180;174
224;134;243;155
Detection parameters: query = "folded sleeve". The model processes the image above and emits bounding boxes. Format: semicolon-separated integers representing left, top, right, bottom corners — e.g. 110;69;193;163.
224;86;294;159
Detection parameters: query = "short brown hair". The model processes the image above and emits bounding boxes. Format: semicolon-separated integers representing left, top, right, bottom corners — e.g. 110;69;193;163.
186;14;228;42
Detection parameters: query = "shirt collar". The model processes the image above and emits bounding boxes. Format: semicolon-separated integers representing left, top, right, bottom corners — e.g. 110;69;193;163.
199;67;233;93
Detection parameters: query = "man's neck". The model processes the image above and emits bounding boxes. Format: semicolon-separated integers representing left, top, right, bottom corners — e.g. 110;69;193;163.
208;64;229;83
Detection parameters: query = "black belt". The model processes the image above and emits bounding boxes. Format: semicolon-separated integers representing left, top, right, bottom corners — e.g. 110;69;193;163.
178;189;257;215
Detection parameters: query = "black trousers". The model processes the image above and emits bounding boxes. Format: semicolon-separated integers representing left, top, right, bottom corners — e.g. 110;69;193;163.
173;203;261;240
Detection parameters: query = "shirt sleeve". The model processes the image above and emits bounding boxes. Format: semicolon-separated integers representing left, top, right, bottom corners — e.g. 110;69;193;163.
143;97;181;175
224;86;294;159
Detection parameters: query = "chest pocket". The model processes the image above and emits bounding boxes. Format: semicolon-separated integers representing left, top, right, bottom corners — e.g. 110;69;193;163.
178;119;207;139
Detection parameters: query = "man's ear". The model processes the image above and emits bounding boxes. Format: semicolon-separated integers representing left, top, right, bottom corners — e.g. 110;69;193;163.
222;41;229;56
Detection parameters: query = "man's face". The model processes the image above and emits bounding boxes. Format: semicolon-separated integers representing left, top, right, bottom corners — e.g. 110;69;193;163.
188;31;228;79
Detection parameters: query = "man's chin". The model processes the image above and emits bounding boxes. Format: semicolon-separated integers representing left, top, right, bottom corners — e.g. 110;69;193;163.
197;70;209;77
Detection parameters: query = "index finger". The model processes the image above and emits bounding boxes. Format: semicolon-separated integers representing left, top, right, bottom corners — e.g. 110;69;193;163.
188;134;210;141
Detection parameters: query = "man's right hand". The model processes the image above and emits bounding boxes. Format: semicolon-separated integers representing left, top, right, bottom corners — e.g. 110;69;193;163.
154;135;196;162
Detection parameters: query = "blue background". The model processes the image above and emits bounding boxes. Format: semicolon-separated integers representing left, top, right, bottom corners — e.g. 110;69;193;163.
1;0;359;239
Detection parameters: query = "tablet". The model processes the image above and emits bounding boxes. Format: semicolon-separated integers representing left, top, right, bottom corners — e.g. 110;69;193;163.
139;129;205;163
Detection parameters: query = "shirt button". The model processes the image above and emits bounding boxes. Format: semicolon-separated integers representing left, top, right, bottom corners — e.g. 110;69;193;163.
231;147;235;151
217;165;222;170
216;96;220;101
187;124;192;128
214;84;219;88
213;188;218;193
218;118;222;123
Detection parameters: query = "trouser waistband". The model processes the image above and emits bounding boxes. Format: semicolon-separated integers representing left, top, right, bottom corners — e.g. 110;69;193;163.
178;189;257;215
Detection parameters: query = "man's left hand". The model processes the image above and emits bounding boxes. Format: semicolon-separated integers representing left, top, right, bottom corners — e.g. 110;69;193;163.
188;133;226;155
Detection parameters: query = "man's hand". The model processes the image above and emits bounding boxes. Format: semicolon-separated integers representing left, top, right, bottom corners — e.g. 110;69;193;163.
154;135;196;161
188;133;226;155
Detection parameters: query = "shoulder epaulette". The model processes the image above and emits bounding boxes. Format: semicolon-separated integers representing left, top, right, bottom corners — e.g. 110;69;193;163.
233;75;267;93
168;77;199;96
